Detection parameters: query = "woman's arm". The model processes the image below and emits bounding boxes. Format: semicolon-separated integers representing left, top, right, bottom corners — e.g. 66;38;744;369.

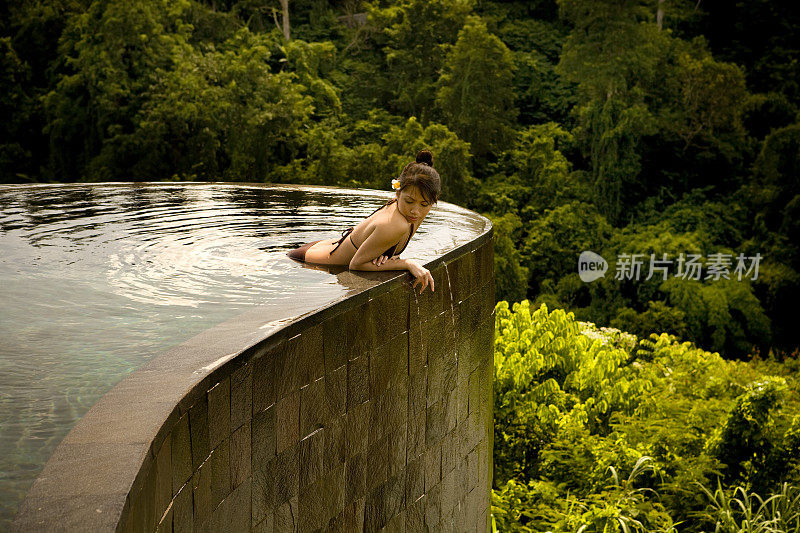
349;257;410;271
348;223;404;270
350;256;435;293
348;222;434;292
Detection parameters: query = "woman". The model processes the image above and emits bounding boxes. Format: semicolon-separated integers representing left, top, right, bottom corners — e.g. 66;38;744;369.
287;150;438;294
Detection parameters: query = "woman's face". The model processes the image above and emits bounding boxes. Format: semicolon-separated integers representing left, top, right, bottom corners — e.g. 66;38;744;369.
396;185;433;224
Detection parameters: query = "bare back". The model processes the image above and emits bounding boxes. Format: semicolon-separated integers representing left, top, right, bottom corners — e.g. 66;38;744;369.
303;202;416;265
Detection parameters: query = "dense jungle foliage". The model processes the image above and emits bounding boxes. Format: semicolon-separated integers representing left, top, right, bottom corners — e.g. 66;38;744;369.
492;300;800;532
2;0;798;362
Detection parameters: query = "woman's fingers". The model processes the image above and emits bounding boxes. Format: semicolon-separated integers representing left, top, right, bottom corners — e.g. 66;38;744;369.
423;275;432;294
411;270;434;294
417;275;429;294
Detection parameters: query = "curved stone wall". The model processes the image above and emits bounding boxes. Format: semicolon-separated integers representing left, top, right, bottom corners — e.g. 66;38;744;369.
14;226;494;532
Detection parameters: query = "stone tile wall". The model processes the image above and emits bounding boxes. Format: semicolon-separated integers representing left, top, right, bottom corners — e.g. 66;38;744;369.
115;239;494;532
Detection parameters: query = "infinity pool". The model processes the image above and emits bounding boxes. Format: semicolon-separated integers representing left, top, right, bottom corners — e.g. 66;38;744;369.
0;182;484;527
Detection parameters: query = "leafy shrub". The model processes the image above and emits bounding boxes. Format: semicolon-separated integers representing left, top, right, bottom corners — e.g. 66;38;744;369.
697;481;800;533
492;300;800;531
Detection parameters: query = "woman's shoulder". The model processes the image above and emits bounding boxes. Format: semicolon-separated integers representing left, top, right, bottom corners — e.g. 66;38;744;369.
385;206;411;232
367;203;402;225
365;206;406;238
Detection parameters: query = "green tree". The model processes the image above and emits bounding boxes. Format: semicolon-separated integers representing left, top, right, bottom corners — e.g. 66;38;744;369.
436;16;516;156
1;1;89;183
660;277;772;359
705;378;787;488
492;299;800;531
522;200;614;297
491;212;529;305
556;0;666;224
43;0;193;180
669;43;749;156
492;16;575;126
747;123;800;263
557;0;751;224
472;122;588;230
0;37;32;181
132;29;314;180
572;204;772;358
499;123;583;217
370;0;472;120
735;123;800;354
281;39;341;118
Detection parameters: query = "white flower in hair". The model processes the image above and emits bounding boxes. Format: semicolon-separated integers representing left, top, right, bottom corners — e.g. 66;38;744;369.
391;179;401;190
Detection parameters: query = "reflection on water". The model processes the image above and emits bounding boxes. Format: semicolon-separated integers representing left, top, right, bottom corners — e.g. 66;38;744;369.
0;182;482;527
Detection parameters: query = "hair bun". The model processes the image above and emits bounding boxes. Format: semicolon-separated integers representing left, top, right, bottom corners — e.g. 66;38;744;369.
415;149;434;167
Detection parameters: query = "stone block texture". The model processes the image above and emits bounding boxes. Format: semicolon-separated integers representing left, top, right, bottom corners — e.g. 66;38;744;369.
117;239;495;532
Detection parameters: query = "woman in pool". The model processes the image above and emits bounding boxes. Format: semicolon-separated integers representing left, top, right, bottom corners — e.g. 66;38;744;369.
287;150;438;294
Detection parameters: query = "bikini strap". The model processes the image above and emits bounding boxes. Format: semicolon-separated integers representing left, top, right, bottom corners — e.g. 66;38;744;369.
395;223;415;256
329;227;353;256
365;198;396;218
329;199;397;257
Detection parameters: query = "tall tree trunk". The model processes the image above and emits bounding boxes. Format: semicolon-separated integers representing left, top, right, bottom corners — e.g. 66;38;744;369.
281;0;290;41
657;0;665;30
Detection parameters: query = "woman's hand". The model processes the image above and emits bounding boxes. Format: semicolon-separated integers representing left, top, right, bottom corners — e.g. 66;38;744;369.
371;255;401;266
406;259;434;294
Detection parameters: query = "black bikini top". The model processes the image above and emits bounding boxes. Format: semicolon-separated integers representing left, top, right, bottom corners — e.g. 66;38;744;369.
329;199;415;257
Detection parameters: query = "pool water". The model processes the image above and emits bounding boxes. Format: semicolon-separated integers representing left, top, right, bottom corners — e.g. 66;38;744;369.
0;182;483;527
